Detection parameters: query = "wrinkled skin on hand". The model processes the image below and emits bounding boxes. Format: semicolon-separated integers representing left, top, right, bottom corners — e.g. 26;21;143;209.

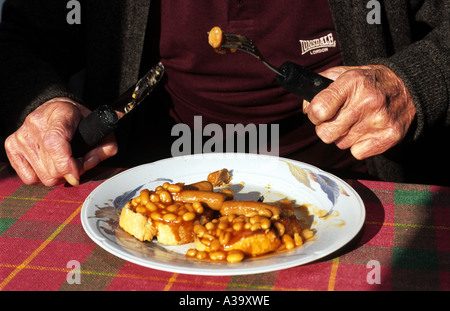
5;98;118;186
303;65;416;160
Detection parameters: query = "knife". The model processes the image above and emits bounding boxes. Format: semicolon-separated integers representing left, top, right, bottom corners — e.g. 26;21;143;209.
70;62;165;158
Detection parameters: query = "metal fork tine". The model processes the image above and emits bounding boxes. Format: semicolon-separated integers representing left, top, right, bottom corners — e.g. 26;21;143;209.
222;45;257;57
225;36;255;50
224;34;253;45
221;32;283;76
224;43;254;54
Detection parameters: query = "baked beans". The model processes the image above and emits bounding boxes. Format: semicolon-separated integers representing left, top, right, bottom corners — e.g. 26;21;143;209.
122;169;315;263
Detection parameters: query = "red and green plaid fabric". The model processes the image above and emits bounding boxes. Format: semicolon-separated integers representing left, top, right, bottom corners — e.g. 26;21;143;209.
0;162;448;291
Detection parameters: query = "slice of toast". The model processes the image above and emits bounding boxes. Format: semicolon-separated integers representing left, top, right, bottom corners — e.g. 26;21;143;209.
154;221;195;245
119;206;157;242
223;230;281;256
119;206;198;245
194;228;281;257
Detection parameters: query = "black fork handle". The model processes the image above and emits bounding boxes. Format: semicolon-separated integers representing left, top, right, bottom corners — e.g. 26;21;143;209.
70;105;118;158
276;61;333;102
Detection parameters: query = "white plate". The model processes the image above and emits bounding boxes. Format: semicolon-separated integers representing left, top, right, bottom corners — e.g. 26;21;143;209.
81;153;365;276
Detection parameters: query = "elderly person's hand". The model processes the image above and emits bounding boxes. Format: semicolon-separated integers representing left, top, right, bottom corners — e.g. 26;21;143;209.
4;98;118;186
303;65;416;160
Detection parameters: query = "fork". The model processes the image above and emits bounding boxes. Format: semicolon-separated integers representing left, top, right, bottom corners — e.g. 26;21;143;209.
219;32;334;102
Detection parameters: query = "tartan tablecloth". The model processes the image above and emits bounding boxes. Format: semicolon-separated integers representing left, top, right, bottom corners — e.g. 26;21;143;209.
0;161;449;291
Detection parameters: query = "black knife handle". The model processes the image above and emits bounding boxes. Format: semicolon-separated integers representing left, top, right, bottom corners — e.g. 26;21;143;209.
276;61;333;102
70;105;118;158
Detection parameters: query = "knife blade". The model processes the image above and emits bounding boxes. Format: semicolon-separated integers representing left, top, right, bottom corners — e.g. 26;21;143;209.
70;62;165;158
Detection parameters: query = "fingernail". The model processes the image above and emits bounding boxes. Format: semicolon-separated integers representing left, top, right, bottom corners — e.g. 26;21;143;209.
64;174;79;187
302;101;309;114
83;156;100;171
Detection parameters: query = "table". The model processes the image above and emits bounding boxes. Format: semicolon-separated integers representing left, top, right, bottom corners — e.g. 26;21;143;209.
0;161;448;292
